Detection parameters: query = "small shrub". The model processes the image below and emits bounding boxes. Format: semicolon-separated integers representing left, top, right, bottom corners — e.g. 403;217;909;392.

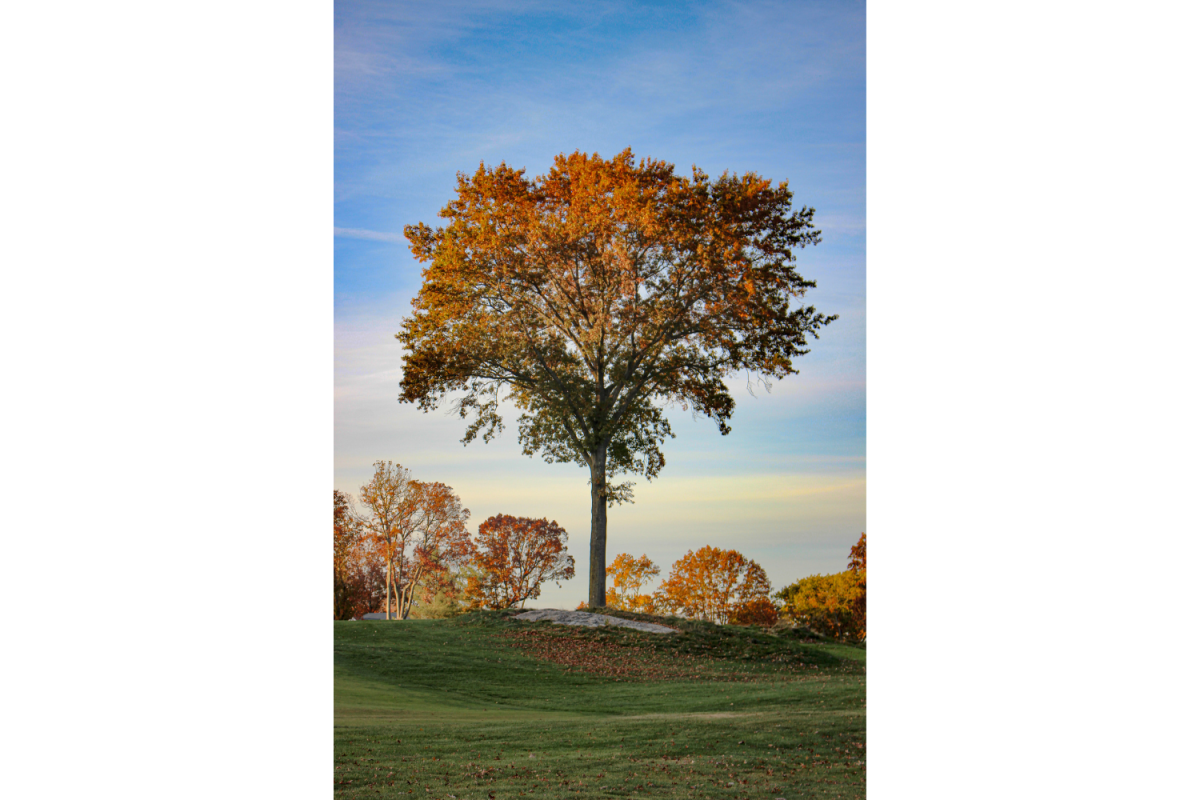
728;596;780;626
775;571;862;642
408;586;465;619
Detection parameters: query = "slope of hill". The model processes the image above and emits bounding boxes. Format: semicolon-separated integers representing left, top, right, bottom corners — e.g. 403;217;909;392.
335;610;865;799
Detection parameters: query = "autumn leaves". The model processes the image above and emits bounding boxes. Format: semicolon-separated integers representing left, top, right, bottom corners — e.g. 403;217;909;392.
775;534;867;642
397;149;837;606
339;461;472;621
334;460;779;624
599;536;867;638
336;459;865;637
659;547;777;625
604;553;660;613
465;515;575;610
334;460;576;620
596;547;777;626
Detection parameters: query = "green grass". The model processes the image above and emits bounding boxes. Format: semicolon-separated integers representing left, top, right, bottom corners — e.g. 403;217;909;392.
335;610;865;799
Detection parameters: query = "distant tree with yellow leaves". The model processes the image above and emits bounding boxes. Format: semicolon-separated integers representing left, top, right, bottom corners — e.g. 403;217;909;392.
604;553;660;613
776;533;866;641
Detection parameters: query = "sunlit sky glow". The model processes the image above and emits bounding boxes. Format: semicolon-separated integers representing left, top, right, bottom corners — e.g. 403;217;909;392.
335;0;865;608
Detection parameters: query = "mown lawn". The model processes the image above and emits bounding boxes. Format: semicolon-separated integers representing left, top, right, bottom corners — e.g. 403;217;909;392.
335;610;865;799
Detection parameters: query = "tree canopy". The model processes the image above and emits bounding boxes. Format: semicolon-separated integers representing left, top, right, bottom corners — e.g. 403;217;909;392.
358;461;472;620
399;149;836;605
655;545;773;624
775;534;866;642
466;514;575;609
334;489;385;620
604;552;660;613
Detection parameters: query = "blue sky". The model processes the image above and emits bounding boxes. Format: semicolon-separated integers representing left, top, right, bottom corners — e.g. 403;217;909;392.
335;0;865;607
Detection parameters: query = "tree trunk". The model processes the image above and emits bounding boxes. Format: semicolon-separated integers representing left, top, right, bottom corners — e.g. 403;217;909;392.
588;444;608;607
385;549;393;620
401;580;416;620
396;555;407;619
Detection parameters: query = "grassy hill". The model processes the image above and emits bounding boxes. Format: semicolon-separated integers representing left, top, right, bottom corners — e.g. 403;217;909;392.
335;610;865;799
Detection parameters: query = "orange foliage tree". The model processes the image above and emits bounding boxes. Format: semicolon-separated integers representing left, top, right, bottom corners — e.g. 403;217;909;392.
334;489;386;619
467;515;575;609
654;546;775;625
397;481;475;619
357;461;472;620
775;533;866;641
397;149;837;607
604;553;660;613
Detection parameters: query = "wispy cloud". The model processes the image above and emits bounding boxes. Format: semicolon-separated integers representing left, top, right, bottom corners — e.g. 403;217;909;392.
334;227;407;244
814;215;866;235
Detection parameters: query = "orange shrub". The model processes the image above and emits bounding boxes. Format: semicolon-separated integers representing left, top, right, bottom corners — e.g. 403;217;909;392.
728;596;780;626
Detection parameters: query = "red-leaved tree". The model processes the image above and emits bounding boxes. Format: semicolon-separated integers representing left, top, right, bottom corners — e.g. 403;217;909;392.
728;596;779;626
654;546;774;624
334;490;386;619
467;515;575;609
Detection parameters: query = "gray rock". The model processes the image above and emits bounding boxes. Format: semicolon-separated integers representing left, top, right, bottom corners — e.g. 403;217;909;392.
513;609;677;634
360;612;390;620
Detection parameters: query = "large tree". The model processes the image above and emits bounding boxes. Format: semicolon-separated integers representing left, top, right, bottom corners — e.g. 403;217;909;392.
398;149;836;605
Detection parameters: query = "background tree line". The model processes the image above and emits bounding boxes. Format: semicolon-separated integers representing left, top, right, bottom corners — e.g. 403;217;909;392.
337;466;864;642
334;461;574;620
593;533;866;641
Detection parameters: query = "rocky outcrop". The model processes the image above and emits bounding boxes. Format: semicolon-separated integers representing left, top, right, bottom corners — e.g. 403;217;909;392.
513;609;677;634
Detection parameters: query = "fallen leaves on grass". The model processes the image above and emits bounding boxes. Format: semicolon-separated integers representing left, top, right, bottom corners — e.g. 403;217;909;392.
500;629;806;682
